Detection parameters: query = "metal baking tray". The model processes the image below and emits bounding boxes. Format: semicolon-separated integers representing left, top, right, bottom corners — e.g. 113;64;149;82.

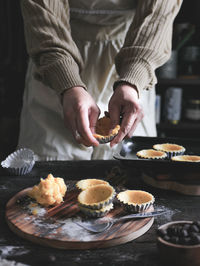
113;136;200;172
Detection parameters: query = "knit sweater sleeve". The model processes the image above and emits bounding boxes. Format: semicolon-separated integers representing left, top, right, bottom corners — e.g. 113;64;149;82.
114;0;183;96
20;0;86;94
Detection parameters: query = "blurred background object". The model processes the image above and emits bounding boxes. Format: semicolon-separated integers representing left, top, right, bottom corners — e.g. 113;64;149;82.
184;99;200;122
157;50;178;79
155;95;161;125
179;46;200;78
156;0;200;139
164;87;182;125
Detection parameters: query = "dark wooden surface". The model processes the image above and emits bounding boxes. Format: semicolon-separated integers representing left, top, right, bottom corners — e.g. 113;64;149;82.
0;160;200;266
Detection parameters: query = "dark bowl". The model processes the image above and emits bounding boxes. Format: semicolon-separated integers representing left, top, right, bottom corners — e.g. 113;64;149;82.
157;221;200;266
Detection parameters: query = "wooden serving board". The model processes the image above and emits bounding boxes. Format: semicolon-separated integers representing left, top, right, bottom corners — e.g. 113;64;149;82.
5;185;154;250
142;173;200;196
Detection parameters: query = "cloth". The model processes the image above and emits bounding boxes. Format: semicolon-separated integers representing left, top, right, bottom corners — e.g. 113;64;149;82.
18;0;182;160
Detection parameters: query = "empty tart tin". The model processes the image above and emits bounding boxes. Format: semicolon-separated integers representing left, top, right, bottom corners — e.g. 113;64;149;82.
1;148;35;175
136;149;167;160
77;184;116;210
117;190;155;213
76;178;110;190
153;143;185;159
93;116;120;144
171;155;200;162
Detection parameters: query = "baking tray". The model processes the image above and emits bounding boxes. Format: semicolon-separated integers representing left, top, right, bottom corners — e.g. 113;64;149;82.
113;136;200;173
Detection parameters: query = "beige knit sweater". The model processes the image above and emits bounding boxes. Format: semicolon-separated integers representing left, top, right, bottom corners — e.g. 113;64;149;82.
20;0;182;97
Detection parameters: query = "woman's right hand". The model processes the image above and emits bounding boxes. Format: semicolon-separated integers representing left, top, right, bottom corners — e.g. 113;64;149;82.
62;86;100;147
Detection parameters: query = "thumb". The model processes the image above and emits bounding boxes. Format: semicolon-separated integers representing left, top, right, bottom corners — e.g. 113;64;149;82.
108;105;121;132
89;108;100;134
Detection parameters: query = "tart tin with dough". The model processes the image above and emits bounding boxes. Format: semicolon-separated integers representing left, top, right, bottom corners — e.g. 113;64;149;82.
153;143;185;159
77;184;116;210
76;179;109;190
93;116;120;144
117;190;155;213
136;149;167;160
171;155;200;162
79;203;114;218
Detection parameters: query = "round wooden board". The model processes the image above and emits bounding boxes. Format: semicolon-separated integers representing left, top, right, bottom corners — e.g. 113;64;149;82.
5;186;154;250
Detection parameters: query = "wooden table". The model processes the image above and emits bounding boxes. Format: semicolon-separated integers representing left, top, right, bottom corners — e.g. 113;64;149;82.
0;160;200;266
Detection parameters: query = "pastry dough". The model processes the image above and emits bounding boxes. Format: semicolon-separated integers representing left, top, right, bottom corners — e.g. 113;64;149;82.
28;173;67;206
93;116;120;143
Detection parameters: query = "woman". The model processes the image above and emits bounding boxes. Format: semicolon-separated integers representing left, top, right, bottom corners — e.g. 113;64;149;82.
18;0;182;160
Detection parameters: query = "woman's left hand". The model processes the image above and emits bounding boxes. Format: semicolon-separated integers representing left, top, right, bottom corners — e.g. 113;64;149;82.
108;83;144;147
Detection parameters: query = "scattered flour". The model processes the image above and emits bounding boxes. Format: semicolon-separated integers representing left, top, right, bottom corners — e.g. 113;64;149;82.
21;201;97;241
0;246;29;259
16;200;95;242
154;204;180;226
0;258;28;266
17;196;179;243
56;218;96;241
27;203;46;217
0;185;8;190
0;181;14;190
21;201;179;242
27;215;96;242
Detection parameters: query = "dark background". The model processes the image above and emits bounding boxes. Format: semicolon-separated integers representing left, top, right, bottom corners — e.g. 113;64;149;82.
0;0;27;161
0;0;199;161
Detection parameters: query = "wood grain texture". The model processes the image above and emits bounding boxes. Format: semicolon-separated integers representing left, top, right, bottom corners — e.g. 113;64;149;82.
142;173;200;196
6;184;154;250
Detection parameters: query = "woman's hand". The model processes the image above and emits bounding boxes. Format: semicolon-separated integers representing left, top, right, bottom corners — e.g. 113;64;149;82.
108;84;144;147
62;86;100;147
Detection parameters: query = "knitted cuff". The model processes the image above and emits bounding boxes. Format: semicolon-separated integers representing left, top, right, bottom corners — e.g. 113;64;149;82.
114;58;157;98
37;57;87;94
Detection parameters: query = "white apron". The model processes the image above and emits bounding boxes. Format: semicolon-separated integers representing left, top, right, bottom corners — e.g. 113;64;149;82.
18;0;156;161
